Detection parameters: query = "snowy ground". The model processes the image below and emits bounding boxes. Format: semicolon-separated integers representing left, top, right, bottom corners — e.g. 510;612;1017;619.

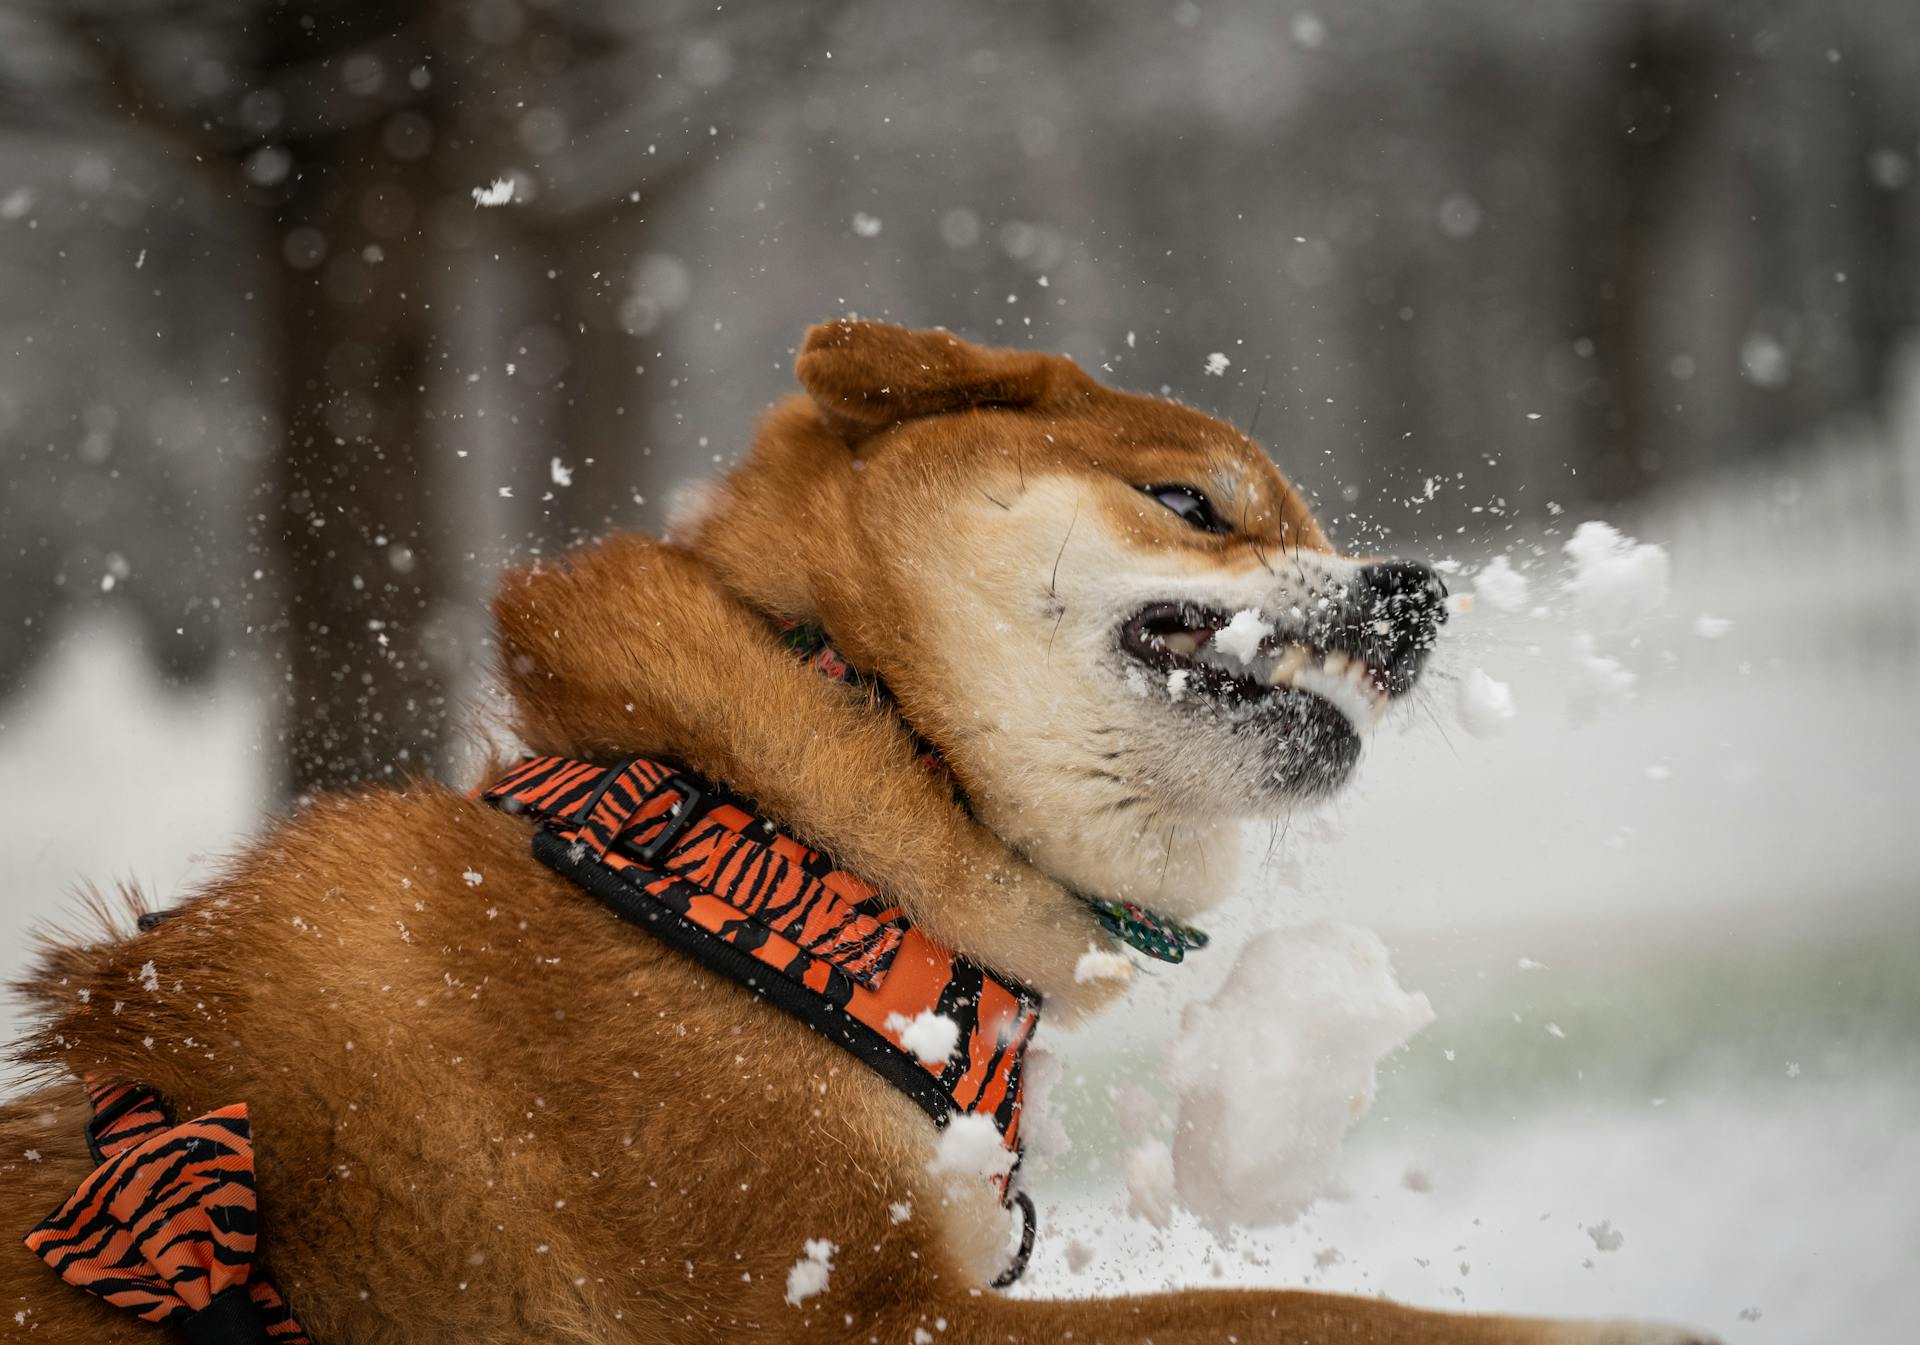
2;444;1916;1343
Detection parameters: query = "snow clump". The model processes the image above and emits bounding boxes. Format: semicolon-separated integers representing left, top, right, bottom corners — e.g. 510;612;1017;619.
1472;555;1530;613
1018;1047;1072;1161
1212;608;1270;665
885;1009;959;1065
783;1238;836;1306
928;1112;1013;1181
1166;923;1433;1232
1563;522;1669;631
1124;1138;1177;1227
1570;634;1637;719
1456;668;1517;737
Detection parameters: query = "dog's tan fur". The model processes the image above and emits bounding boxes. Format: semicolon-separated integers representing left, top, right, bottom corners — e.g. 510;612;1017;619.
1;323;1709;1343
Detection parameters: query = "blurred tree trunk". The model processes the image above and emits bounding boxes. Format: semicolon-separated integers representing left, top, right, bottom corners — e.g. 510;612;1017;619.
1578;3;1719;501
537;212;658;546
241;5;453;797
269;126;449;795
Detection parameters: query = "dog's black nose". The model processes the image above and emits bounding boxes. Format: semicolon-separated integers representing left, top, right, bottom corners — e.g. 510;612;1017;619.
1355;559;1448;696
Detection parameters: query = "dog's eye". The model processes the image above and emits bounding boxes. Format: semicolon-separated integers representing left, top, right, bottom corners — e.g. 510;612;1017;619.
1141;484;1230;535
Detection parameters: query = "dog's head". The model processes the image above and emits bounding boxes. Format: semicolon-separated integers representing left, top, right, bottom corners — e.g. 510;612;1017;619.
686;320;1446;910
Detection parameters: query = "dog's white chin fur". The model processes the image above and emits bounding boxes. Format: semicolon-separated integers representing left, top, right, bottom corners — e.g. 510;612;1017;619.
901;478;1371;919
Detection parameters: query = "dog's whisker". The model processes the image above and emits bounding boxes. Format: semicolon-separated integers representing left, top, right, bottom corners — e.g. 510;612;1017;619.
1048;504;1079;598
1246;365;1273;442
1416;692;1460;759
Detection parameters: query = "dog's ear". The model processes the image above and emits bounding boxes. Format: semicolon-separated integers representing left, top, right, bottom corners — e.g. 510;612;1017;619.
796;320;1079;444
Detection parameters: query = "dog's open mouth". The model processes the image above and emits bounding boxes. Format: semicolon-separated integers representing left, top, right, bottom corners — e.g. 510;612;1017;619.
1120;602;1388;730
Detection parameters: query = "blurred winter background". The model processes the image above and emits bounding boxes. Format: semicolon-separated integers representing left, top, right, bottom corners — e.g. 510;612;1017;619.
2;1;1916;1340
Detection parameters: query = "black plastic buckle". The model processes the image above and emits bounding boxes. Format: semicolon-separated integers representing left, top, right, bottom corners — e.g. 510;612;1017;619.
627;779;706;866
567;759;638;831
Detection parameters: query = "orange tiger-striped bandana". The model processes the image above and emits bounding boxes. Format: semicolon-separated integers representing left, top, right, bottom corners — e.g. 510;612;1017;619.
25;1078;311;1344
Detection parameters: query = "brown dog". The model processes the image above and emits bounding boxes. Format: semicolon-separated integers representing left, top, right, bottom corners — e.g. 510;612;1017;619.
2;322;1712;1343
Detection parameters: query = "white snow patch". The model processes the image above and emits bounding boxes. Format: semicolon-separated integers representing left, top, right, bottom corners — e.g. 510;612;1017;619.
1472;555;1530;613
137;961;159;993
887;1200;912;1224
462;869;484;887
1457;668;1517;737
1213;608;1270;664
1114;1084;1159;1136
885;1009;960;1065
664;478;723;543
1563;522;1669;631
1166;668;1192;701
1203;352;1232;377
1693;613;1733;639
783;1238;835;1306
1167;923;1433;1232
851;211;883;238
1075;947;1132;985
549;457;573;487
1570;634;1637;719
1020;1046;1072;1161
928;1112;1014;1181
1124;1138;1176;1227
471;178;515;207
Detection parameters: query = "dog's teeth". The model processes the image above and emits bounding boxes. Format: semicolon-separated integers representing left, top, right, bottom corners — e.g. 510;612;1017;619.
1162;632;1199;656
1265;643;1308;686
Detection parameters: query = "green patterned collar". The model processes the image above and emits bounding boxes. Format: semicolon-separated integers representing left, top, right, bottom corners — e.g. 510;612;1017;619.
1082;898;1211;963
777;621;1209;965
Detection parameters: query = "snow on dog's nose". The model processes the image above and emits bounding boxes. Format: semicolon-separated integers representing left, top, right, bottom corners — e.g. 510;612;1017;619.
1354;559;1448;696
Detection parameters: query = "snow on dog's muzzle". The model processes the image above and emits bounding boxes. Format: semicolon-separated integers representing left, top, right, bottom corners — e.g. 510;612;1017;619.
1119;558;1447;723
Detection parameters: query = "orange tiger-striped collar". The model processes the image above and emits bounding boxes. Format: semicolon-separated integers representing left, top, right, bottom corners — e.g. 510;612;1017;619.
481;753;1042;1284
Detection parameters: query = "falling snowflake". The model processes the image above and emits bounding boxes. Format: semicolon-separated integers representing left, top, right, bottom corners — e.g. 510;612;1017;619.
472;178;516;207
1585;1219;1624;1251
